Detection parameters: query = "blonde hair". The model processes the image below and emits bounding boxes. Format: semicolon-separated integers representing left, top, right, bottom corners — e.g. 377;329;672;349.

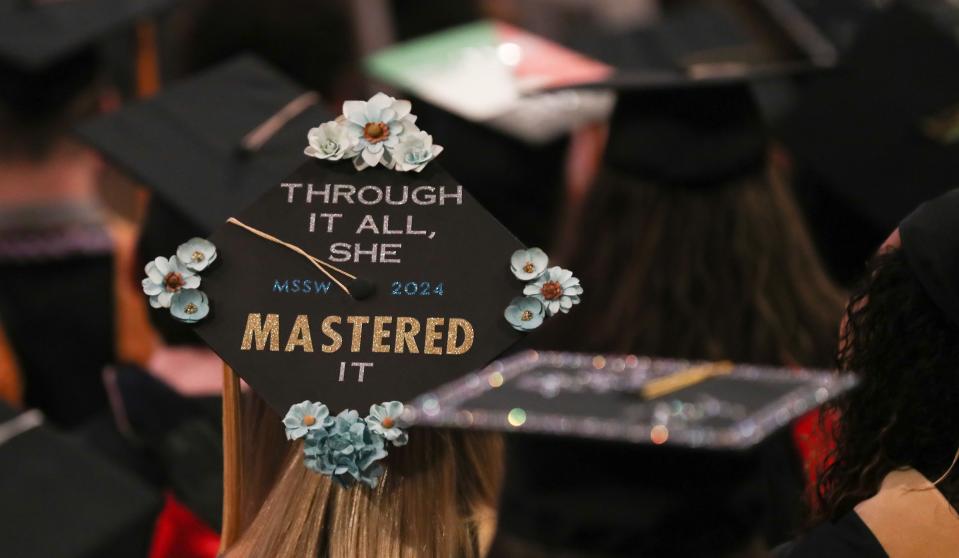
220;367;503;558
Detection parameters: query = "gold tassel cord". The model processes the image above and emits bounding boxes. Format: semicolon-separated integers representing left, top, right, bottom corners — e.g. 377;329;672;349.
640;361;735;401
226;218;355;296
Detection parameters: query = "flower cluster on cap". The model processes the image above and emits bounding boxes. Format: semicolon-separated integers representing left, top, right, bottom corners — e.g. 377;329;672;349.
141;237;216;323
304;92;443;173
505;248;582;331
283;400;408;488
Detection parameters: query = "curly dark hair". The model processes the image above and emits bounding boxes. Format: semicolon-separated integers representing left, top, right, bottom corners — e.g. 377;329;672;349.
816;248;959;521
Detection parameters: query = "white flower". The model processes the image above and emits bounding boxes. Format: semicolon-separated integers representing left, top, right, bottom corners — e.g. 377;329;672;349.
142;256;200;309
523;266;583;316
304;121;356;161
176;237;217;272
365;401;408;446
392;130;443;173
510;247;549;281
341;92;417;170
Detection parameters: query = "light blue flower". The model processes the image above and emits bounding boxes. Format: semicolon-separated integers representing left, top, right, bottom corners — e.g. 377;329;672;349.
304;120;357;161
341;93;417;170
283;400;333;441
176;237;217;272
169;289;210;323
303;409;389;488
366;401;408;446
392;130;443;173
524;266;583;316
510;247;549;281
504;296;546;331
142;256;200;308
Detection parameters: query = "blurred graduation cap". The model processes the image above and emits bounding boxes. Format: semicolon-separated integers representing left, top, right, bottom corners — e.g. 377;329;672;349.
78;54;332;235
161;93;547;415
900;188;959;328
408;351;857;557
600;74;771;188
0;0;174;71
78;54;333;344
566;0;837;87
788;0;882;53
366;20;617;144
365;21;607;246
0;0;176;148
779;0;959;282
564;0;853;190
0;402;160;557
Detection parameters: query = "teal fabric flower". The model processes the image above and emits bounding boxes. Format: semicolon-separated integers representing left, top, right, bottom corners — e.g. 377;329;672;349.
365;401;408;446
303;409;389;488
283;400;333;441
510;247;549;281
342;93;417;171
524;266;583;316
504;296;546;331
176;237;217;272
170;289;210;323
392;130;443;173
142;256;200;308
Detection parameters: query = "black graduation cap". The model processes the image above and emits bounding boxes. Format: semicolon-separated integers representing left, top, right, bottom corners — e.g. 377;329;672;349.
900;188;959;328
565;0;837;85
188;119;531;414
0;402;160;557
0;0;175;71
408;351;857;557
78;54;333;235
602;75;769;187
788;0;882;53
559;0;841;188
78;55;333;346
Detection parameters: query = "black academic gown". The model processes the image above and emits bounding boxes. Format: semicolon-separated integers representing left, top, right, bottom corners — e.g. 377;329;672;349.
0;203;153;427
774;513;887;558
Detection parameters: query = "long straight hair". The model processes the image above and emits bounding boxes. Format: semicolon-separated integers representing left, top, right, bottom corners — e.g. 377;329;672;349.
220;368;503;558
546;164;844;368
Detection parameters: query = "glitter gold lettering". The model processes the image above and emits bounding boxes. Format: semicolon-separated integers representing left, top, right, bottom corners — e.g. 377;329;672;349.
446;318;474;355
424;317;445;355
285;314;314;352
241;313;280;351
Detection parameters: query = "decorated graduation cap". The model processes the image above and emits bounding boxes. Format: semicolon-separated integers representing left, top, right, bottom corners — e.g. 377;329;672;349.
137;92;583;487
900;188;959;328
365;20;616;145
408;351;856;556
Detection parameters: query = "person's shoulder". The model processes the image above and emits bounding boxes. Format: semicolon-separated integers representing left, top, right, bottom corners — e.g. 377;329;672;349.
773;513;887;558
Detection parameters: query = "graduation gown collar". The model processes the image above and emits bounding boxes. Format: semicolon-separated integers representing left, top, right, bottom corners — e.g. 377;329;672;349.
855;467;959;558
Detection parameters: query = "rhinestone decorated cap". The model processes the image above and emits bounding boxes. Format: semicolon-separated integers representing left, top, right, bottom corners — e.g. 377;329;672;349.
408;350;856;450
